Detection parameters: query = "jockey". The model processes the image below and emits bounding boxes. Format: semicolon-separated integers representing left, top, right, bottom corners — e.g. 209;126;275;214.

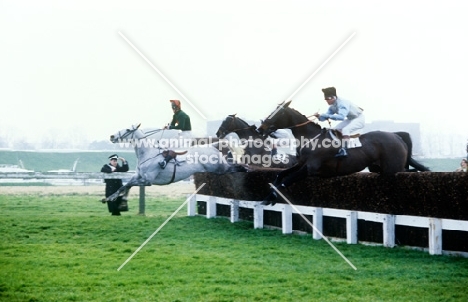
160;100;192;169
313;87;365;158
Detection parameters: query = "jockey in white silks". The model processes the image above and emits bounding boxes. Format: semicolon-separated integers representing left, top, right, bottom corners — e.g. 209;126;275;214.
314;87;365;158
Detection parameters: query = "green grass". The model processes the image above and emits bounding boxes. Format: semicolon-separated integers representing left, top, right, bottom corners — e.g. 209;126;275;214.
1;193;468;301
0;150;137;173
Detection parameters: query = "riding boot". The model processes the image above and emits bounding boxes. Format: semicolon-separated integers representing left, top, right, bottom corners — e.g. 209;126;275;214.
159;155;174;169
271;147;278;156
335;140;349;158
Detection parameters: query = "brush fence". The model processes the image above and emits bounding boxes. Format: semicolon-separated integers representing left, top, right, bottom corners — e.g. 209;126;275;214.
187;195;468;257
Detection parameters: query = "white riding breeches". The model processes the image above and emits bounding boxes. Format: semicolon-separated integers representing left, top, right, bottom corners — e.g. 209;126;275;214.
334;113;365;136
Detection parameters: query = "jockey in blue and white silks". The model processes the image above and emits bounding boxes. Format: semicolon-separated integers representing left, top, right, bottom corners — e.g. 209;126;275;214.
314;87;365;158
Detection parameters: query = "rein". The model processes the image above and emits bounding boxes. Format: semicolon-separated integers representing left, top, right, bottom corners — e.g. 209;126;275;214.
285;119;315;130
142;129;163;138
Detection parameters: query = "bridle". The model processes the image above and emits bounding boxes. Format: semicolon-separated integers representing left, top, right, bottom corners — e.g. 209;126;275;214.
113;127;139;141
218;115;254;137
260;107;318;136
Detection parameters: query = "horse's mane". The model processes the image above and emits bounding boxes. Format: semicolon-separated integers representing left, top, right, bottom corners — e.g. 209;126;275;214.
284;106;323;131
228;114;256;130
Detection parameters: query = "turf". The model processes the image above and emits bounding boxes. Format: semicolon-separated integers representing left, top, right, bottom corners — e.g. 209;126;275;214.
1;193;467;301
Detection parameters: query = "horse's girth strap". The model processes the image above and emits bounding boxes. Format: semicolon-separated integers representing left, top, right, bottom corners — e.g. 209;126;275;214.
168;162;177;184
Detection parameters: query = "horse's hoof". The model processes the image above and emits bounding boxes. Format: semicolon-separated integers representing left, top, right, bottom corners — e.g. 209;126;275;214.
261;191;278;206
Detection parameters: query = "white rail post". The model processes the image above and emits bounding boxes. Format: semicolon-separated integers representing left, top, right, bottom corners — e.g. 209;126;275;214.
429;218;442;255
282;204;292;234
206;196;217;218
383;214;395;248
254;204;264;229
230;200;239;223
187;194;197;216
347;211;358;244
312;207;323;240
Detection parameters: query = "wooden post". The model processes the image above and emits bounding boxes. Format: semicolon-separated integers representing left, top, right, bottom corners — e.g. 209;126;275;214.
383;214;395;248
187;194;197;216
282;204;292;234
347;211;358;244
230;200;239;223
312;207;323;240
138;186;145;215
429;218;442;255
206;196;217;218
254;204;264;229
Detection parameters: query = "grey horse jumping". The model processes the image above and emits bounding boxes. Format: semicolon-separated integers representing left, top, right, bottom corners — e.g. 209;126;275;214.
104;124;246;202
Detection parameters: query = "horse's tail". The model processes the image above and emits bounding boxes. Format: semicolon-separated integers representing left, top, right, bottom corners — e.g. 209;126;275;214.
407;157;430;172
394;131;430;172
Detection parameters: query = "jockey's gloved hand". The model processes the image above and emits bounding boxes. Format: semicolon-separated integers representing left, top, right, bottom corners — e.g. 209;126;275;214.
269;132;278;139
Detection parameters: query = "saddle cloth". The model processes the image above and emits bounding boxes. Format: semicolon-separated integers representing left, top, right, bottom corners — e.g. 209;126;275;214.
329;130;362;149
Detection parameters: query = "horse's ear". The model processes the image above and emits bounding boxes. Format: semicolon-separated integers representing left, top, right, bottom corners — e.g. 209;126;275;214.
284;100;292;108
136;123;141;129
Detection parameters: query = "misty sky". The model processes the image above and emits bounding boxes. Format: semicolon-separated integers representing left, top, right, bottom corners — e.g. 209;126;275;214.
1;0;467;145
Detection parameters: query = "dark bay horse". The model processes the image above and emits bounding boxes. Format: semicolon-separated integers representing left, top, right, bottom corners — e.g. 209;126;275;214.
257;101;428;204
216;114;297;168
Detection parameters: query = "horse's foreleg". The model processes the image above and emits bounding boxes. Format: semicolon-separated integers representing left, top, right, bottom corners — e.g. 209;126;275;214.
280;165;309;187
105;185;128;202
272;162;304;186
105;175;148;202
262;164;308;206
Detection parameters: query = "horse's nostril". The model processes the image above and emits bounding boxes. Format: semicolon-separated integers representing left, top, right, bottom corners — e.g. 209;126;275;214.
110;135;114;140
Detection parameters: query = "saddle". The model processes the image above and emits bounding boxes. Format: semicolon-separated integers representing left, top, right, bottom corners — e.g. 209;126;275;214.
331;129;361;139
162;149;188;160
329;130;362;149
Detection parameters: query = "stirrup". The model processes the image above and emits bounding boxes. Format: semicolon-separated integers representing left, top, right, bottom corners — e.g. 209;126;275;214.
335;148;348;158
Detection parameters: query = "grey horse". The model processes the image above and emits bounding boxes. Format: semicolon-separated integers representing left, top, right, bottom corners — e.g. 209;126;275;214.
104;124;247;202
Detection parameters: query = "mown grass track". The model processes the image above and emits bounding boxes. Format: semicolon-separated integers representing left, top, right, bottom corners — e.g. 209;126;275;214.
1;192;467;301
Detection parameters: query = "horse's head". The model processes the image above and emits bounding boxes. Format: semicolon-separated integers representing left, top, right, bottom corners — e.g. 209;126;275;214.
258;101;322;138
216;114;255;139
258;101;295;137
110;123;143;143
216;114;236;139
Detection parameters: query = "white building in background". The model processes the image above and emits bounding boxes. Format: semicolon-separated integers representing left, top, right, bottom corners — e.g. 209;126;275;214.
364;120;467;158
363;121;422;156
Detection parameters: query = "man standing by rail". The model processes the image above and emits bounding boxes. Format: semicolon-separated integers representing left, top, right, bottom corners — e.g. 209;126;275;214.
101;154;129;216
